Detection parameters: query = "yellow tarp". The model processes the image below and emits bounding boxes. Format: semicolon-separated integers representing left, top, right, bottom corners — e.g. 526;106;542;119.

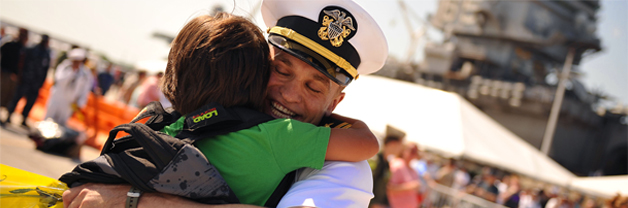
0;164;68;208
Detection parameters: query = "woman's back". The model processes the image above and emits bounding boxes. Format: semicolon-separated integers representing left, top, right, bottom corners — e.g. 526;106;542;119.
161;117;329;205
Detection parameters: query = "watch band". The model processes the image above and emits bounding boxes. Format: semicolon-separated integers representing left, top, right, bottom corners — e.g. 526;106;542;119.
126;186;142;208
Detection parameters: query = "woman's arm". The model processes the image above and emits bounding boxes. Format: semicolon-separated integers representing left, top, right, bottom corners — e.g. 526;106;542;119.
325;113;379;162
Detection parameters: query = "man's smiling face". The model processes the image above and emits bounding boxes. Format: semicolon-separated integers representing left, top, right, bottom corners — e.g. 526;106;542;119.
263;46;345;125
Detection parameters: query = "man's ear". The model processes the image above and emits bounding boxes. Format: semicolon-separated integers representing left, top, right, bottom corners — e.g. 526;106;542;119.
324;92;345;116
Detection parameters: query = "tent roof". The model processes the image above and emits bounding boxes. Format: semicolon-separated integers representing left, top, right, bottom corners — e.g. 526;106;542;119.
570;175;628;198
335;75;575;186
134;60;167;75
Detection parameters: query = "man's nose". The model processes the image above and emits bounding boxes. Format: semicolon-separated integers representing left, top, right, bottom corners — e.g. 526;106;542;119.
279;80;302;103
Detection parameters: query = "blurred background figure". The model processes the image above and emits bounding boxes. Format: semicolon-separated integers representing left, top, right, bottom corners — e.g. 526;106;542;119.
409;149;436;205
0;26;11;45
499;174;522;208
498;175;512;203
387;143;421;208
545;193;570;208
53;45;79;78
605;194;627;208
452;163;470;191
519;189;542;208
370;129;405;208
112;67;125;88
436;158;456;188
475;167;500;202
83;54;100;95
3;34;51;127
118;70;146;104
0;28;28;110
97;62;115;96
45;48;93;126
136;71;165;108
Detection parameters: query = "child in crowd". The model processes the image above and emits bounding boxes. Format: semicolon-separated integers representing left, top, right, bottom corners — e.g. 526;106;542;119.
158;12;378;206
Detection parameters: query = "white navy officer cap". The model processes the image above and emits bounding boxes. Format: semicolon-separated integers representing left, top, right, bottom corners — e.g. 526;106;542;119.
262;0;388;86
68;48;87;61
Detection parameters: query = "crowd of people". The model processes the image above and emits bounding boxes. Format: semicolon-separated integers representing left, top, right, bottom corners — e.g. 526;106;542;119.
0;27;168;129
369;132;616;208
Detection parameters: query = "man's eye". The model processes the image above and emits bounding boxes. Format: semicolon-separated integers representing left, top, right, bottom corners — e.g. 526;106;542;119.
274;66;290;76
308;85;322;93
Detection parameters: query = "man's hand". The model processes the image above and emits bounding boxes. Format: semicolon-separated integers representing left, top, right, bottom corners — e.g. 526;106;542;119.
63;183;128;208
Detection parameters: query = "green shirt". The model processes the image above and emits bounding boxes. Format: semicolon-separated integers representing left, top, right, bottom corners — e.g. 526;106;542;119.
161;117;330;206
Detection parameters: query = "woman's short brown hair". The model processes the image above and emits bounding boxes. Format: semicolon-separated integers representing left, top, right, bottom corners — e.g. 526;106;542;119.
161;12;270;115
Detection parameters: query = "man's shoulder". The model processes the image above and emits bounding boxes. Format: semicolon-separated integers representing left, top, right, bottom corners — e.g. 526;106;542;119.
25;46;47;57
1;41;19;48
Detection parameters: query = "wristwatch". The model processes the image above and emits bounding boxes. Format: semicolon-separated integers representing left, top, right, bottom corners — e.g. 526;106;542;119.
126;186;142;208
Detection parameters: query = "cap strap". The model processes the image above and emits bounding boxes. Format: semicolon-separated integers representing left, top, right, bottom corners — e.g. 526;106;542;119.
269;26;358;79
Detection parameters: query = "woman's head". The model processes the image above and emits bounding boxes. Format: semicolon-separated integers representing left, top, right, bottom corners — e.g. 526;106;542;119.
399;143;419;161
161;12;271;115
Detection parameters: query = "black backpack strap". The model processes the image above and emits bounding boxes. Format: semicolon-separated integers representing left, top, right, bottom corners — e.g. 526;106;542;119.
130;101;182;129
263;116;352;206
175;103;274;143
264;170;297;207
101;102;181;155
130;101;166;123
102;123;181;169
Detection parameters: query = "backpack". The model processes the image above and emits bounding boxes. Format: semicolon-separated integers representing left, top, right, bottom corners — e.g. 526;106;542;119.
59;101;296;206
29;121;82;158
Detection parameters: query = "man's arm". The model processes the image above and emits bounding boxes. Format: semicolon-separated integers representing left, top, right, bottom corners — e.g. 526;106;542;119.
326;114;379;162
62;183;263;208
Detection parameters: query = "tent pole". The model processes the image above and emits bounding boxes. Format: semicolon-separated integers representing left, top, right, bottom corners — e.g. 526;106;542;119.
541;48;575;155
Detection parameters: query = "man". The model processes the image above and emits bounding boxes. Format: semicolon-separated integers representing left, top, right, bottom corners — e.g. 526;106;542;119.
476;168;500;203
45;48;93;126
4;34;51;127
0;28;28;109
118;70;147;104
97;63;115;95
62;0;388;207
370;132;405;208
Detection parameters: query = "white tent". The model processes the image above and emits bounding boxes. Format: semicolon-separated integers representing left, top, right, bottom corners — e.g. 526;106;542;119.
335;75;576;186
134;59;167;75
570;175;628;198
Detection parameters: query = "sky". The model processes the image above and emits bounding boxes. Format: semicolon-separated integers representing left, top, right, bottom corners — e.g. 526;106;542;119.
0;0;626;106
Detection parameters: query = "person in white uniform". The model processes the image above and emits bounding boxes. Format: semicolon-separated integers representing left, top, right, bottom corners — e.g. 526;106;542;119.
261;0;387;207
45;48;93;126
62;0;388;207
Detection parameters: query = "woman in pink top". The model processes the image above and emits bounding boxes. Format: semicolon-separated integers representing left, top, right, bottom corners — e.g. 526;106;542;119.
387;143;421;208
137;72;164;108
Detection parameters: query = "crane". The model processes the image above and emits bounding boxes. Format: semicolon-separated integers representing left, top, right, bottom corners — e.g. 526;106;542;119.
397;0;431;65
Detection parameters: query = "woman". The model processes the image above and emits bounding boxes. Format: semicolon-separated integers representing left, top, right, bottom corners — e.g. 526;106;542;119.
387;143;421;208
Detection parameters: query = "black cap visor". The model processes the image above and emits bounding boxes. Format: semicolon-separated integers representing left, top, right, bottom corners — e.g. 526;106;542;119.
269;35;353;86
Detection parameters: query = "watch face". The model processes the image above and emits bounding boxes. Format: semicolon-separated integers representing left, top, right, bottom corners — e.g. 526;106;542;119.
127;192;141;197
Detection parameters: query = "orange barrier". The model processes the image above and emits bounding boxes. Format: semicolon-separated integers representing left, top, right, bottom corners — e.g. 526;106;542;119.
13;81;140;150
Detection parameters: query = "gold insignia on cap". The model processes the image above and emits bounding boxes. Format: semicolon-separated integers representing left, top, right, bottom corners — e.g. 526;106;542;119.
318;10;355;47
